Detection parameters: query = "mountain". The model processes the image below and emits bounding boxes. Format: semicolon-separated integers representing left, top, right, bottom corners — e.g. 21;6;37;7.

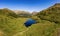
13;10;32;18
32;11;38;15
0;3;59;36
0;8;18;18
13;10;29;14
36;3;60;23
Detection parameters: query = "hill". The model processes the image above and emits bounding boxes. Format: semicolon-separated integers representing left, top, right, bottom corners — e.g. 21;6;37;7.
32;11;38;15
0;8;28;36
0;8;18;18
11;3;60;36
13;10;32;18
0;3;60;36
36;3;60;24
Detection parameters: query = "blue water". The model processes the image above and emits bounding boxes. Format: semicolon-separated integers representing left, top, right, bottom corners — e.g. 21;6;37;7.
24;18;36;27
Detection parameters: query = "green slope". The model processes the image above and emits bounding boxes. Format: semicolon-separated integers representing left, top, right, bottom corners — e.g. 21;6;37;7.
0;8;28;36
0;8;18;18
0;15;28;36
36;3;60;24
15;20;57;36
0;3;60;36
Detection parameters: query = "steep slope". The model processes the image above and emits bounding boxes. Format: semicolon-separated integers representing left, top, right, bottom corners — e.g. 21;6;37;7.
36;3;60;23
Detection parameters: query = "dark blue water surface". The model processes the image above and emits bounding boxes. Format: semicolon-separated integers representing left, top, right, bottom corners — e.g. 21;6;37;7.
24;18;36;27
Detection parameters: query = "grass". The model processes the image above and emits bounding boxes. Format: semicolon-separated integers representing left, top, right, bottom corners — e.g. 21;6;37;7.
0;15;60;36
23;21;56;36
16;20;58;36
0;15;28;36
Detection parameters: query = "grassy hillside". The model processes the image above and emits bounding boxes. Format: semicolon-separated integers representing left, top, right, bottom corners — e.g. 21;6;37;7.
0;8;28;36
0;3;60;36
18;3;60;36
0;8;18;18
14;20;57;36
36;3;60;24
0;15;28;36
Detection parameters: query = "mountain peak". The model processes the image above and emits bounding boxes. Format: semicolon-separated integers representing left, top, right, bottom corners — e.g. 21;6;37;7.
53;3;60;7
55;3;60;5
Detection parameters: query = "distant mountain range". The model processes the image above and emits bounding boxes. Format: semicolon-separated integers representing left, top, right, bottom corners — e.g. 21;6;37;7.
0;3;60;19
0;8;33;18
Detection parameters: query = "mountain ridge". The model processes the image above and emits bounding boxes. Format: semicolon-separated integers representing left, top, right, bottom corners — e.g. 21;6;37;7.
36;3;60;23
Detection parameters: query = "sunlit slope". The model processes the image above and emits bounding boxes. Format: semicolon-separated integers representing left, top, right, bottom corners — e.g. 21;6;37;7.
0;8;28;36
0;15;28;36
0;8;18;18
36;3;60;23
0;3;60;36
15;20;57;36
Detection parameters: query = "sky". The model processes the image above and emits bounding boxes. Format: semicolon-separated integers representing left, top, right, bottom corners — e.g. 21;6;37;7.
0;0;59;12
